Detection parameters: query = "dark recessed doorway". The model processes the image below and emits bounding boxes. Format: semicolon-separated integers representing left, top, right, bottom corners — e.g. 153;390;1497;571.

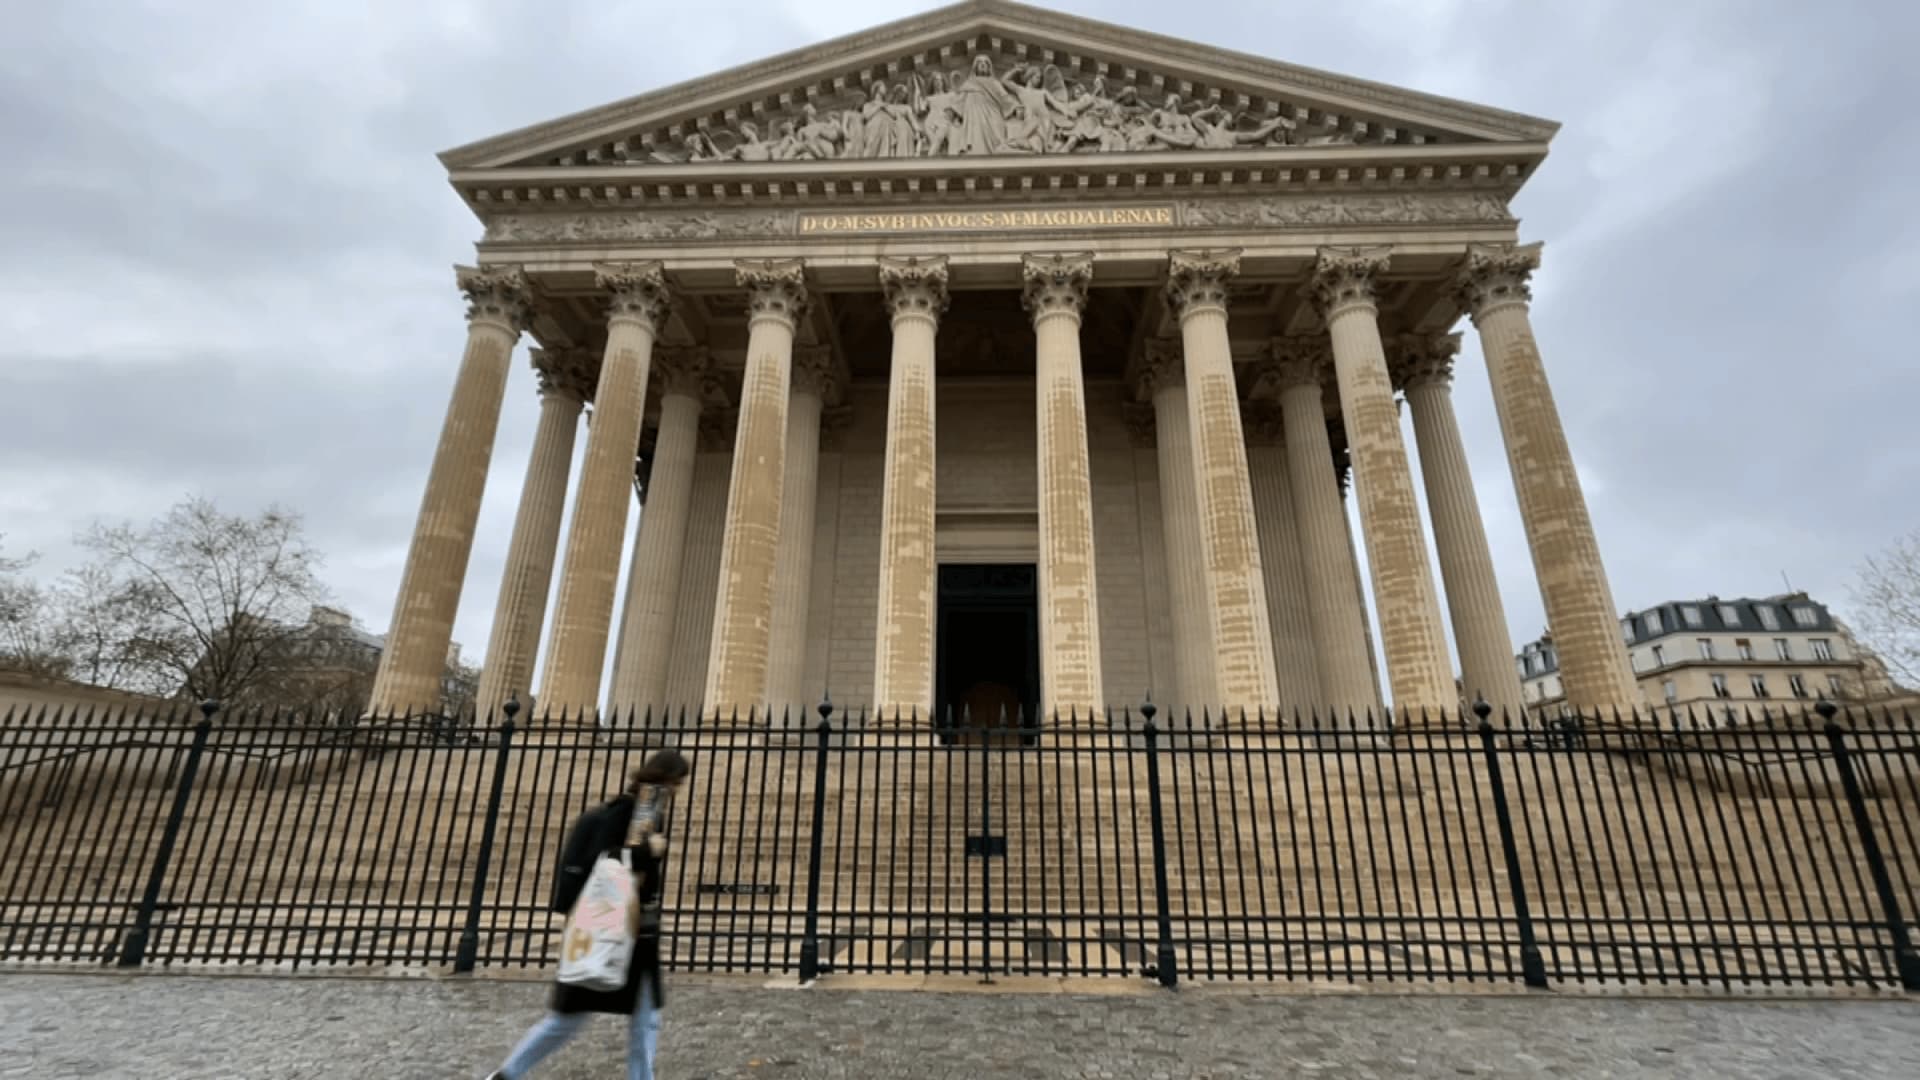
935;563;1040;743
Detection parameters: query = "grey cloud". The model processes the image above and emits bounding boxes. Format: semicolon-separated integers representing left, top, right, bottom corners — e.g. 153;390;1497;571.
3;0;1915;677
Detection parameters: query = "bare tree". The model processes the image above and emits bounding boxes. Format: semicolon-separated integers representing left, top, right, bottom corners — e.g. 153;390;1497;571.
0;536;70;679
1851;528;1920;688
79;497;328;705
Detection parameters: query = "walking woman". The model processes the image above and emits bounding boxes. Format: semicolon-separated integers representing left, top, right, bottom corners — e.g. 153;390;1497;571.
487;749;691;1080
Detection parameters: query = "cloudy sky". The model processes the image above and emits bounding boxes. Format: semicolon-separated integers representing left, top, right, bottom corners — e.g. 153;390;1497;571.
3;0;1915;693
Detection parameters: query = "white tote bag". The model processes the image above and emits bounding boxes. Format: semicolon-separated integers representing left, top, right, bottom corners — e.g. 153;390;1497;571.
555;850;638;991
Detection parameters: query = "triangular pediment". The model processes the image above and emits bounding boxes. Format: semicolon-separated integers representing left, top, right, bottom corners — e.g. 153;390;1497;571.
440;0;1556;173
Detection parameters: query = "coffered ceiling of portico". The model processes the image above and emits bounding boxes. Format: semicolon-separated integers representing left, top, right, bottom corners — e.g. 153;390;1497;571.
438;0;1555;218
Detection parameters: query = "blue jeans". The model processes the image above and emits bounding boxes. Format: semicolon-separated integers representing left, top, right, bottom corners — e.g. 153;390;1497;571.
496;981;659;1080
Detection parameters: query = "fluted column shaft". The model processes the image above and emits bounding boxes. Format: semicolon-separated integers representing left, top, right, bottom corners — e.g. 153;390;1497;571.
1167;250;1277;714
765;349;831;721
1457;243;1639;709
1313;247;1454;714
1024;254;1104;718
474;355;586;718
1244;421;1319;711
1143;345;1215;711
1398;339;1525;713
538;264;669;721
872;257;948;721
703;260;808;720
369;266;528;717
1272;348;1377;712
605;356;706;719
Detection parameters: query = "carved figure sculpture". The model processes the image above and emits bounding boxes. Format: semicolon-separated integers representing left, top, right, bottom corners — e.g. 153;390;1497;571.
645;54;1396;162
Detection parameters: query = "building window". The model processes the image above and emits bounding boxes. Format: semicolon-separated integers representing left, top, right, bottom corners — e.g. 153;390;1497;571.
1697;638;1715;660
1663;679;1678;703
1736;639;1754;661
1681;604;1703;627
1828;674;1845;698
1717;604;1740;626
1789;674;1808;698
1711;674;1729;698
1621;619;1633;643
1646;610;1664;634
1750;674;1769;698
1651;644;1667;666
1522;653;1536;675
1757;606;1780;630
1811;639;1834;661
1774;638;1792;661
1791;606;1819;628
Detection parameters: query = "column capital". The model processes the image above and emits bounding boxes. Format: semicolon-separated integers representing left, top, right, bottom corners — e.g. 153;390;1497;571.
792;344;843;401
1163;248;1241;320
1262;334;1331;393
1134;336;1184;399
653;344;712;400
1241;400;1286;447
1453;241;1542;323
1310;245;1391;320
531;346;596;404
456;264;532;334
595;261;670;335
878;255;951;326
735;258;810;331
1390;332;1462;391
1020;252;1094;324
697;407;740;452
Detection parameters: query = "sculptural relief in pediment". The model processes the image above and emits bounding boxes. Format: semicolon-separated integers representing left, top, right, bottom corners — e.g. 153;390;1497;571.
660;55;1335;166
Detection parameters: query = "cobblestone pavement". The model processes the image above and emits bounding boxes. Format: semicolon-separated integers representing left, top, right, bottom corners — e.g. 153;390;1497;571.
3;971;1916;1079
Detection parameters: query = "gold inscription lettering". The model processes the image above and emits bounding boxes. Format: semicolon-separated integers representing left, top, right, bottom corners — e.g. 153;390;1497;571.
793;205;1177;235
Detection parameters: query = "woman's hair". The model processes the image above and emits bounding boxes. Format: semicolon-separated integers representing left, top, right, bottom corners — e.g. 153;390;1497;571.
626;749;691;795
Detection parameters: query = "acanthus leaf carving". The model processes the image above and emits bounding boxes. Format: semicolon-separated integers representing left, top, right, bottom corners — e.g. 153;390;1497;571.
531;345;597;403
1019;252;1094;322
1453;241;1542;321
1310;245;1391;319
595;261;670;334
456;264;531;332
1180;193;1511;228
484;210;796;245
1164;249;1240;319
877;255;952;325
735;258;809;329
1389;332;1461;391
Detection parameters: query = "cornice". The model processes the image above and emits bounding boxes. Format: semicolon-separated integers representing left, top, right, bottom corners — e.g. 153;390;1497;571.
438;0;1557;173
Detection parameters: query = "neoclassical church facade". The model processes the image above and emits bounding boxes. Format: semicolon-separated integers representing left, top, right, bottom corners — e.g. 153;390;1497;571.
367;0;1641;724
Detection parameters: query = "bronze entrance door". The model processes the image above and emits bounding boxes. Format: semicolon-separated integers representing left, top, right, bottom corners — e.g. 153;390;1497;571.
934;564;1040;741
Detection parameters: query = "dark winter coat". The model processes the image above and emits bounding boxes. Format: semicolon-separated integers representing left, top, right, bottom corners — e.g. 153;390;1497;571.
548;794;668;1015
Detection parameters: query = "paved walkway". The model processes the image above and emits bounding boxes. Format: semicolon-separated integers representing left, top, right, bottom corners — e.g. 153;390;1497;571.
2;971;1915;1078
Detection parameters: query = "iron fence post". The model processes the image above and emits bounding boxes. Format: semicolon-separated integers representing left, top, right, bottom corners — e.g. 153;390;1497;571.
454;710;516;973
1821;705;1920;992
1141;703;1179;988
796;706;833;983
1475;703;1548;989
117;701;217;968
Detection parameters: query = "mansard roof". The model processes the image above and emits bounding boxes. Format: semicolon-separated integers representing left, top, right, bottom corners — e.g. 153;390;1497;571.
439;0;1558;177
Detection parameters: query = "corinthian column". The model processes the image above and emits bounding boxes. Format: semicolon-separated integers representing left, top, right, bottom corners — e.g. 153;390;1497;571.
605;347;709;719
1166;250;1277;714
537;263;669;721
474;348;590;719
872;256;948;722
1393;333;1525;714
1140;338;1214;710
1269;337;1377;712
369;265;529;717
1455;243;1639;709
1023;253;1104;718
703;259;807;720
765;345;835;722
1311;246;1453;715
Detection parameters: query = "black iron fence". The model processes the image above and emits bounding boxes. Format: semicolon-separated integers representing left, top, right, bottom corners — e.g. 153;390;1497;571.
2;698;1916;993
